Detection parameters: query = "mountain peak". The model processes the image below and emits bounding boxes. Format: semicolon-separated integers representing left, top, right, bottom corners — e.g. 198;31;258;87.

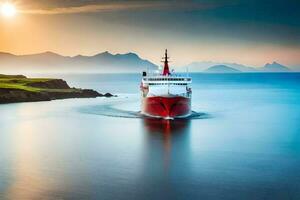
124;52;139;57
102;51;111;55
93;51;113;57
263;61;290;72
41;51;61;56
22;51;65;58
204;65;241;73
115;52;140;59
265;61;283;67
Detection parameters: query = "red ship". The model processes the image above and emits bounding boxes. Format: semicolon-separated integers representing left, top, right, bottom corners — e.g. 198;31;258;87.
141;50;192;119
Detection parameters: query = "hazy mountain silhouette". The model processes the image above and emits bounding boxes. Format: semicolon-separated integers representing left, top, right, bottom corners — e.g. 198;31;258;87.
0;51;294;73
0;51;158;73
204;65;241;73
261;62;291;72
180;61;292;72
182;61;256;72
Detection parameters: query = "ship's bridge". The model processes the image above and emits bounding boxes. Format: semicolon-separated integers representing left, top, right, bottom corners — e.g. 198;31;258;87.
141;75;192;98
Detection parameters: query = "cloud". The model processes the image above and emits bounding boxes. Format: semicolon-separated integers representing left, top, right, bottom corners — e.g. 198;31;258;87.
18;0;225;15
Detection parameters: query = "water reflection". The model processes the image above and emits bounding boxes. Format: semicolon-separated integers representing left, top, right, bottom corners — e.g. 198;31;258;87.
4;103;69;200
143;118;191;134
7;121;53;199
142;118;191;172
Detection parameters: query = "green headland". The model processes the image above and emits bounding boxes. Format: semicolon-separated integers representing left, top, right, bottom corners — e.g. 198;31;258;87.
0;74;113;104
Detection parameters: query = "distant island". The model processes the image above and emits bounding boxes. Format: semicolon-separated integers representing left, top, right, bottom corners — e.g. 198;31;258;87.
203;65;241;73
182;61;294;73
0;74;113;104
262;62;290;72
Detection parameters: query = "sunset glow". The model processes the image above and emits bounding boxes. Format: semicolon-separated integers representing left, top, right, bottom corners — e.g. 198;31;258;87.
0;1;299;68
1;2;16;17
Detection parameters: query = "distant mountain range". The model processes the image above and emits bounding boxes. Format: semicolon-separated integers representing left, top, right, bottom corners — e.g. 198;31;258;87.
203;65;241;73
181;61;293;72
0;51;158;73
0;51;296;73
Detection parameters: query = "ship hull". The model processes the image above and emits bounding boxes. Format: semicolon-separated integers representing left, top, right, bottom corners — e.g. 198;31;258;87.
142;96;191;118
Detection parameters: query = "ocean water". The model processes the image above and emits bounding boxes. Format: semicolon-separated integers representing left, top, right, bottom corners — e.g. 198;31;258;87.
0;73;300;200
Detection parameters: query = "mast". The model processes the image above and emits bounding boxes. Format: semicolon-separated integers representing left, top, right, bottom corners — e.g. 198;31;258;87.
162;49;170;76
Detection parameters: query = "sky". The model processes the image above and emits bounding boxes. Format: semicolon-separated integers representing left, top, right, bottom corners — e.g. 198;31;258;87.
0;0;300;68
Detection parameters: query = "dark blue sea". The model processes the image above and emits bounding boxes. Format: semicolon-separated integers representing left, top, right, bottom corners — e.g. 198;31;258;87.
1;73;300;200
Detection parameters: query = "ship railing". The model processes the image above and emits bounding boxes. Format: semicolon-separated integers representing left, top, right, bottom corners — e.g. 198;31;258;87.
148;92;191;98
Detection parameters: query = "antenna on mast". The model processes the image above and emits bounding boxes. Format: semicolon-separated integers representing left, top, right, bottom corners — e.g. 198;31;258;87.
162;49;170;76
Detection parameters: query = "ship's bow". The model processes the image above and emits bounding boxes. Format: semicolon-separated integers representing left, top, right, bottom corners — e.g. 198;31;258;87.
142;95;191;118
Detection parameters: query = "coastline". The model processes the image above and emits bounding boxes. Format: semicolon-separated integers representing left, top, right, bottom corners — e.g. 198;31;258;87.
0;74;114;104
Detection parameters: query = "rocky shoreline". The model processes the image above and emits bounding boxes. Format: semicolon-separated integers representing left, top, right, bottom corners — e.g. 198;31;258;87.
0;74;114;104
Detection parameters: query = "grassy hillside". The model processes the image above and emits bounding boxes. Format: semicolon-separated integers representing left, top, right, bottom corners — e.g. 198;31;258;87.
0;74;27;78
0;75;76;92
0;74;107;104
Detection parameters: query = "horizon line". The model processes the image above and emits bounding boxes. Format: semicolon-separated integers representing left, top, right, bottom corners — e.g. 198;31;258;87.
0;50;291;68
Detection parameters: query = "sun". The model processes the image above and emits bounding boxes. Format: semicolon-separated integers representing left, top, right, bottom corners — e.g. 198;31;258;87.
1;2;16;18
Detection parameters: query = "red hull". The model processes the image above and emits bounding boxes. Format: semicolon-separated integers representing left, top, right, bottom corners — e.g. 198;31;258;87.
142;96;191;118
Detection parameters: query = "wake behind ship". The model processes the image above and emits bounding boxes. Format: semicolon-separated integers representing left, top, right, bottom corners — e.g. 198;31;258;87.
141;50;192;119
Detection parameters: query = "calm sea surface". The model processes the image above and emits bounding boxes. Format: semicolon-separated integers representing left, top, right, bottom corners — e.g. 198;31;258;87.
1;73;300;200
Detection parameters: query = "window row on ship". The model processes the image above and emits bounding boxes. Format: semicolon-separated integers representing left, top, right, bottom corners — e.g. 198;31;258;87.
143;78;191;81
148;83;188;85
